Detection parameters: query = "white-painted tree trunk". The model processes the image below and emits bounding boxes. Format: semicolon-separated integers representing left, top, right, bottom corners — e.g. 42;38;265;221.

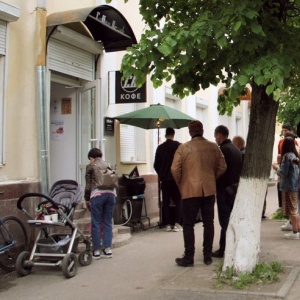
223;177;268;274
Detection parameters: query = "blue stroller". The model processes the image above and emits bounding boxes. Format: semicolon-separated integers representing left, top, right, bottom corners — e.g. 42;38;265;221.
16;180;92;278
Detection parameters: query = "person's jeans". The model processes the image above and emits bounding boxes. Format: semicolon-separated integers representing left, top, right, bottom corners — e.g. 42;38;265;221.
161;180;182;226
216;188;233;253
182;196;215;260
91;193;116;250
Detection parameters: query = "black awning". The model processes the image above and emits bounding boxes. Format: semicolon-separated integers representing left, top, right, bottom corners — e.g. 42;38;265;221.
47;5;137;52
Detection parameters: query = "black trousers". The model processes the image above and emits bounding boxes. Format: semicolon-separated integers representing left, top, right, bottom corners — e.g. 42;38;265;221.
161;180;182;226
216;188;233;253
277;182;282;208
182;196;215;260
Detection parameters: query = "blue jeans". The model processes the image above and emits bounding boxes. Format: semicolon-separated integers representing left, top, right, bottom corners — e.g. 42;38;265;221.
91;193;116;250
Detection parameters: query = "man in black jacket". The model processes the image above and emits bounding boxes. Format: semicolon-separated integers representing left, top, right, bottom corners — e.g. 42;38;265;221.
154;128;182;232
212;125;243;258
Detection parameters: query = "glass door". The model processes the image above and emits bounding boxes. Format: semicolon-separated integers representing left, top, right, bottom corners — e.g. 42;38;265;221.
78;80;100;186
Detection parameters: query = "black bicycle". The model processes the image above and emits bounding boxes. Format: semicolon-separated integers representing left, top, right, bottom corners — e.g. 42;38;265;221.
0;215;28;272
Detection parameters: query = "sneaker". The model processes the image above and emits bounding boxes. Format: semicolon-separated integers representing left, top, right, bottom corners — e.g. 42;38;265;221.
92;250;101;260
164;225;172;232
281;221;292;231
284;232;299;240
100;248;113;258
173;223;183;232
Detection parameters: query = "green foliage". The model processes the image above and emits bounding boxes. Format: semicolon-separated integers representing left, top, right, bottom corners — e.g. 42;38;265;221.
271;208;288;220
215;260;285;290
107;0;300;115
277;84;300;130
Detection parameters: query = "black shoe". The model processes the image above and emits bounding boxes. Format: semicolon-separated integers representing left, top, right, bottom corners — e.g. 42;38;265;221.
211;250;224;258
175;257;194;267
204;257;212;265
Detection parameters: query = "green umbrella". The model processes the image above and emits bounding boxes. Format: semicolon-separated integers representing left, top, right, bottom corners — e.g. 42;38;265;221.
114;103;195;228
114;103;195;131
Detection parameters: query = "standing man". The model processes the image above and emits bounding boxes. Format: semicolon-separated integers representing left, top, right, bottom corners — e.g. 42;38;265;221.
212;125;243;258
171;121;227;266
232;135;246;159
154;128;182;232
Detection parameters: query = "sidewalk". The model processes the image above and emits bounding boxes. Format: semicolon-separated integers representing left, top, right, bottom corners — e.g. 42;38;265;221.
1;184;300;300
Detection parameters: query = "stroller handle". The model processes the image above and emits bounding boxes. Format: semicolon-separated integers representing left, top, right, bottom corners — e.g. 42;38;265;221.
17;193;60;210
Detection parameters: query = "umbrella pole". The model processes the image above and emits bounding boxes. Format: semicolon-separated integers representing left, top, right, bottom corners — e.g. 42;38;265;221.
157;124;159;146
157;121;163;227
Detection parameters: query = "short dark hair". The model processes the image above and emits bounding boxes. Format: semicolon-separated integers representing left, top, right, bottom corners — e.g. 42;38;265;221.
87;148;102;159
165;127;175;136
188;120;203;137
281;137;298;157
215;125;229;138
282;123;292;131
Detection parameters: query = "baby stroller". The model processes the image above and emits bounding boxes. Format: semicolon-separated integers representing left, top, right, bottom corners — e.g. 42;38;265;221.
16;180;92;278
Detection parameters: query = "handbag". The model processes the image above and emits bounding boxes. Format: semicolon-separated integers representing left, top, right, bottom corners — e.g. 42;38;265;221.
98;166;118;189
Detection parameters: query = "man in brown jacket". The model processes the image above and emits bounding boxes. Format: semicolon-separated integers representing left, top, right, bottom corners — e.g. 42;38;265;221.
171;120;227;266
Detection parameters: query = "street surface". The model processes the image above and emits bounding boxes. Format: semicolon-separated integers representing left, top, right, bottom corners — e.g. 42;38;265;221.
1;183;300;300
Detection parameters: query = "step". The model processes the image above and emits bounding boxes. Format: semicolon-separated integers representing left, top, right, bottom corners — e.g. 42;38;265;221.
77;224;132;251
73;207;90;220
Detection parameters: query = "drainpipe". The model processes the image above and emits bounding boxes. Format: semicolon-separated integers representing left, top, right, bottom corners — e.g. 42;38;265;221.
35;0;49;194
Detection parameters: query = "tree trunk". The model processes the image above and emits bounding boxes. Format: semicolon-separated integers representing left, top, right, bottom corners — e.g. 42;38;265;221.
222;83;278;274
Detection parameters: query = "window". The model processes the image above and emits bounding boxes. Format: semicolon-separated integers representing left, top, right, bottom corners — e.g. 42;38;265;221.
165;87;187;143
236;115;242;135
120;103;146;162
0;20;6;56
196;97;208;127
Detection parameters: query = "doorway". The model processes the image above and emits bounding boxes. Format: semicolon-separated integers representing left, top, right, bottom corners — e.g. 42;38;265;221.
49;80;100;186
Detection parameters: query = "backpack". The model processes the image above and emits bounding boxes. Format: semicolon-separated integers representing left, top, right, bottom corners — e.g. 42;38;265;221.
97;166;118;189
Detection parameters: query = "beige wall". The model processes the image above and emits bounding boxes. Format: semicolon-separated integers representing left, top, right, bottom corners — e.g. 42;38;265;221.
0;0;103;182
47;0;94;14
0;1;37;181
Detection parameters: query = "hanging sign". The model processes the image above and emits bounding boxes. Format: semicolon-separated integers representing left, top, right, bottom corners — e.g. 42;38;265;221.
104;117;115;136
114;71;146;104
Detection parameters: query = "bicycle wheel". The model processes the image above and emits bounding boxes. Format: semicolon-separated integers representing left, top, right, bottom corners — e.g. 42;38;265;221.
0;216;28;272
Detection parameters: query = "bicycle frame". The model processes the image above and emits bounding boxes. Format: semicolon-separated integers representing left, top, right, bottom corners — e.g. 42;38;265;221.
0;218;16;254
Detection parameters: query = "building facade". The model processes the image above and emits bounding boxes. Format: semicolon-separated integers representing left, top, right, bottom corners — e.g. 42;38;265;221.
0;0;251;223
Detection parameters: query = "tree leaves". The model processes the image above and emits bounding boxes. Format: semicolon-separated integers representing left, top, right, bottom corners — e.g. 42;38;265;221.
251;23;264;35
115;0;300;116
237;75;249;86
234;21;242;32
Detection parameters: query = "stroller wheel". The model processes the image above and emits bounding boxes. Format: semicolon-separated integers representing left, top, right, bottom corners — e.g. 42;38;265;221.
16;251;32;276
78;251;92;266
61;253;78;278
